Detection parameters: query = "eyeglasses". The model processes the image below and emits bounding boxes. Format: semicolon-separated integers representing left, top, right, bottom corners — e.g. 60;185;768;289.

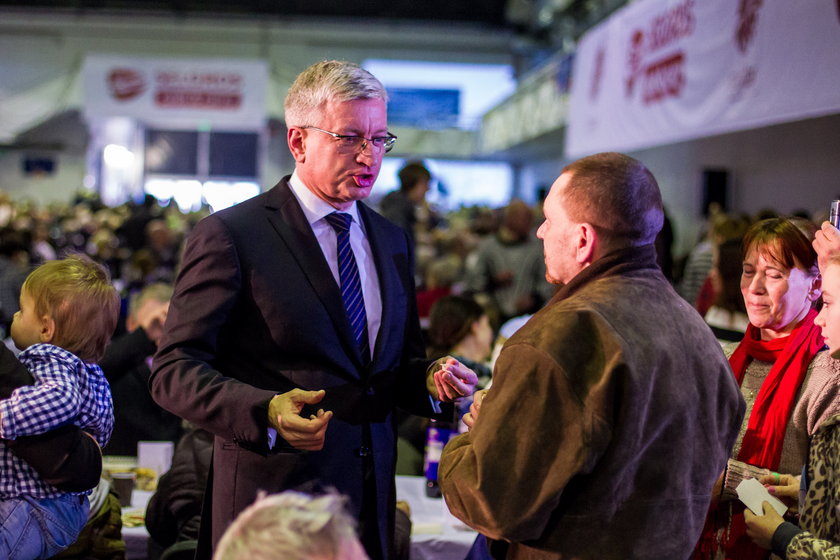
300;126;397;154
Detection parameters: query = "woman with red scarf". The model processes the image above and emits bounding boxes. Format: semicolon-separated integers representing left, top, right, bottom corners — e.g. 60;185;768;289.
694;218;840;560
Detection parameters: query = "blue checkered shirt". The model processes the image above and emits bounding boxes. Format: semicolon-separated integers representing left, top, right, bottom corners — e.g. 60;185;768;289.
0;343;114;498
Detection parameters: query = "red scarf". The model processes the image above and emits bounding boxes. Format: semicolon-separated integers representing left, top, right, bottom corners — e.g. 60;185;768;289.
728;307;824;469
693;308;824;560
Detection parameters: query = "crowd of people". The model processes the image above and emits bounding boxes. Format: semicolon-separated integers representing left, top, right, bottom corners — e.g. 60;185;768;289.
0;58;836;560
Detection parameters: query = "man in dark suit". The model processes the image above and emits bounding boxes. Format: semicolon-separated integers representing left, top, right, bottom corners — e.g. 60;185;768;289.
150;60;477;560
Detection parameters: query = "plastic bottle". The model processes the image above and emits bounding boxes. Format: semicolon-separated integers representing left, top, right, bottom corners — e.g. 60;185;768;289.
423;409;458;498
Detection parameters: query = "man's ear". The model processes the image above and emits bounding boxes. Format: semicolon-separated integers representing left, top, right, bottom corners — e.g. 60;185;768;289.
288;127;306;163
39;315;55;344
576;223;599;266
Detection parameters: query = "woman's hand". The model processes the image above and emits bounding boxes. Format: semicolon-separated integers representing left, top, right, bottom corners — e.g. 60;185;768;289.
814;220;840;272
758;473;800;508
744;501;786;550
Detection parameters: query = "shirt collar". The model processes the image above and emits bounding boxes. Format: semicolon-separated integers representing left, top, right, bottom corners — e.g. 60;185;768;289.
288;171;361;228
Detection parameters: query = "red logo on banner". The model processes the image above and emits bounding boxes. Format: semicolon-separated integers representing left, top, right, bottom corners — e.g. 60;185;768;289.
154;91;242;109
154;70;243;111
735;0;763;52
642;53;685;104
626;30;645;97
107;68;146;101
625;0;694;105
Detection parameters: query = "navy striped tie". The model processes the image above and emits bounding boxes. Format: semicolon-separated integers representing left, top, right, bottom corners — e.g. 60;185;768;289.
325;212;371;364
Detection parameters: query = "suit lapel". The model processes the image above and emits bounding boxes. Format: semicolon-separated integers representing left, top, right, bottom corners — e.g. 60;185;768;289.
358;203;397;368
262;179;366;371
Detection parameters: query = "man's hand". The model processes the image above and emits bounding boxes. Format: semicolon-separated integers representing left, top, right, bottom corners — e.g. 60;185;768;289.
462;389;488;431
813;220;840;272
268;389;333;451
744;501;785;550
429;358;478;402
135;299;170;346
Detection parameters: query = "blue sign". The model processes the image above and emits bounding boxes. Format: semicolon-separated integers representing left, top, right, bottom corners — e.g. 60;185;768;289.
386;88;460;129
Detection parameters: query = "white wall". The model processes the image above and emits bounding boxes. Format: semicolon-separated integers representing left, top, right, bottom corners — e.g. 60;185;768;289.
517;113;840;258
0;149;87;205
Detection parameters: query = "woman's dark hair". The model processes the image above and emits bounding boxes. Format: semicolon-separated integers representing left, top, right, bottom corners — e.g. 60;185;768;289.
714;238;747;314
427;295;485;359
742;217;818;275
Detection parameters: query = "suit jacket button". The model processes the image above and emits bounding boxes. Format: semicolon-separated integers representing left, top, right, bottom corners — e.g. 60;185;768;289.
357;446;371;457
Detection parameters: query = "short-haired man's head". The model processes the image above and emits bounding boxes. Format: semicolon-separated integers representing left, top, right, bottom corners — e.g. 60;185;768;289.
214;491;365;560
398;162;431;193
128;282;173;319
425;258;459;290
23;254;119;362
502;199;534;238
284;60;387;127
560;152;664;248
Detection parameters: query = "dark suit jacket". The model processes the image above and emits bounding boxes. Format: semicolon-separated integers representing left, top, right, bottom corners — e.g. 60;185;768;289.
100;328;183;456
150;178;436;559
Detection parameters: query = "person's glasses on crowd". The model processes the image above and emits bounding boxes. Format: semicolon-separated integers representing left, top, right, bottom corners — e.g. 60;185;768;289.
300;126;397;154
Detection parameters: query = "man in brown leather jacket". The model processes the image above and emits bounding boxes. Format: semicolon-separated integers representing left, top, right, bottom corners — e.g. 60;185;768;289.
440;152;746;560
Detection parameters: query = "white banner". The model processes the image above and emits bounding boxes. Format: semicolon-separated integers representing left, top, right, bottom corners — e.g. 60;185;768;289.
566;0;840;158
82;55;268;129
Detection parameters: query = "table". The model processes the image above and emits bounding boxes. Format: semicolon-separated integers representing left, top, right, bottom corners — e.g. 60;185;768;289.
120;477;476;560
122;489;153;560
396;475;477;560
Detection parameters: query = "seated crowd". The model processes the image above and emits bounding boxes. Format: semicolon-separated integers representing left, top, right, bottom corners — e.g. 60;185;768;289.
0;180;838;560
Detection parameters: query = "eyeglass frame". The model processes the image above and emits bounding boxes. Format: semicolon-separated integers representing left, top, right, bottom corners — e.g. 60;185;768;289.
297;126;397;154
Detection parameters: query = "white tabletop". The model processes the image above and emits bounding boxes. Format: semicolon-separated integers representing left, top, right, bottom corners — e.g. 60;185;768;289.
395;475;477;560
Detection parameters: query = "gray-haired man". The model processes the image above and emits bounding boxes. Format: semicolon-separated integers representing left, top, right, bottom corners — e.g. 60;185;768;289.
151;60;476;560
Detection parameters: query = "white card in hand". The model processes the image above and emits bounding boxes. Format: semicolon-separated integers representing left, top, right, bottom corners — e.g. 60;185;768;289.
736;478;788;516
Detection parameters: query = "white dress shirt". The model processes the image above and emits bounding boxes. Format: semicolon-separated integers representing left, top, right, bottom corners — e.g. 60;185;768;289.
288;171;383;358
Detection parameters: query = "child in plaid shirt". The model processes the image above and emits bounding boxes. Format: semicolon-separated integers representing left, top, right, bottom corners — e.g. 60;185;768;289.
0;254;119;559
